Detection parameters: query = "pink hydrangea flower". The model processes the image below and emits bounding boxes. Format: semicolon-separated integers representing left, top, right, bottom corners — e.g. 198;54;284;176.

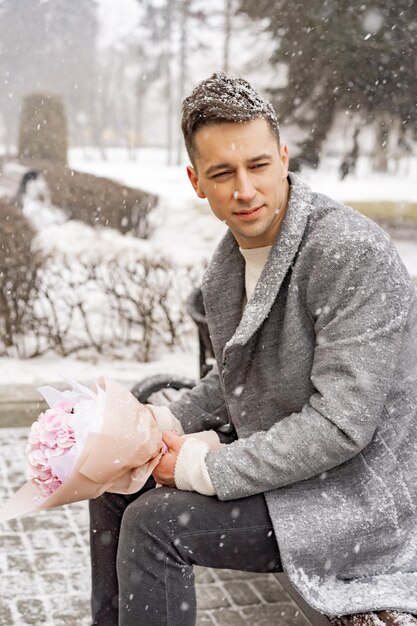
26;402;76;497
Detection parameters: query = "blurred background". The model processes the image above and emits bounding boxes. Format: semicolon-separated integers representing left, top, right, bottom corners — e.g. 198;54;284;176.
0;0;415;170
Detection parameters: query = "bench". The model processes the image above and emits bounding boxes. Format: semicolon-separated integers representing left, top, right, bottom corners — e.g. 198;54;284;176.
0;161;39;208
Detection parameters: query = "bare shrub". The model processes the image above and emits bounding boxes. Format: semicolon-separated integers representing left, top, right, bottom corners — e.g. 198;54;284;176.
93;256;193;361
12;253;198;361
0;200;44;354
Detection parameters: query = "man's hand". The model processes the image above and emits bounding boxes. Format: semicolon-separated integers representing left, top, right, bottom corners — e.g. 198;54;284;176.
152;431;185;487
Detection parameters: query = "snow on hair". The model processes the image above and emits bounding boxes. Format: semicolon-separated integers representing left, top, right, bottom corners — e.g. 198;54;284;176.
181;72;280;164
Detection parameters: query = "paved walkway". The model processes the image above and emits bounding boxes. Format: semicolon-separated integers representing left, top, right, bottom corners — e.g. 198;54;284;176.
0;428;309;626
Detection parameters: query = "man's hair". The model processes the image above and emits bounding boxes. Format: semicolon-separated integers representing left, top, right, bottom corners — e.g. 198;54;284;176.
181;72;280;166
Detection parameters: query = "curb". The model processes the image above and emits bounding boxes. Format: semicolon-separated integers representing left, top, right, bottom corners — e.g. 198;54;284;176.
0;385;48;428
0;382;77;428
0;379;139;428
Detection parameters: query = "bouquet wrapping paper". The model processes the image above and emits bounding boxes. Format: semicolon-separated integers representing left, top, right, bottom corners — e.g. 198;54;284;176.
0;377;221;522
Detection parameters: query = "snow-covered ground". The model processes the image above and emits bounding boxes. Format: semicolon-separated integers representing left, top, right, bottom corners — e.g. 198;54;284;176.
2;147;416;387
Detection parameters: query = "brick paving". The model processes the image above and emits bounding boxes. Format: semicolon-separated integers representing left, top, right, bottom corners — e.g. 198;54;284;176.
0;428;309;626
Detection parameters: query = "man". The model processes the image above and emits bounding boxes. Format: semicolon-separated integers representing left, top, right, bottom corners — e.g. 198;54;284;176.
89;73;417;625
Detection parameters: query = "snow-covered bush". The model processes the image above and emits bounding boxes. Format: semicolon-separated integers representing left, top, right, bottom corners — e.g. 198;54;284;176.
0;200;45;352
22;161;158;239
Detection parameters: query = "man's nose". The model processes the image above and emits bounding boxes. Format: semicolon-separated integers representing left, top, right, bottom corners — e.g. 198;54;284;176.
234;171;256;203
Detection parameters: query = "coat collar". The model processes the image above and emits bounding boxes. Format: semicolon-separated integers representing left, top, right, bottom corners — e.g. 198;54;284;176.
202;173;314;354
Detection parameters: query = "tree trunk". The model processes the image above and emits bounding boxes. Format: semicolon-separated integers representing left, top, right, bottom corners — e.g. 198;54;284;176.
176;0;191;166
223;0;233;74
372;115;391;173
165;0;174;166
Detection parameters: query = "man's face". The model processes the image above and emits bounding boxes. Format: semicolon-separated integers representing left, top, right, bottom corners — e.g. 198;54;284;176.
187;117;290;249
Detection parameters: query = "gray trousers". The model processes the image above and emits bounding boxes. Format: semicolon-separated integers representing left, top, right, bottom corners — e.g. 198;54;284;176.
89;478;283;626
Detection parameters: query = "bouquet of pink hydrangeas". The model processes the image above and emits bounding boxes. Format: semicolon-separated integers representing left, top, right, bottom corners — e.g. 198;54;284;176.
0;377;220;522
27;397;78;497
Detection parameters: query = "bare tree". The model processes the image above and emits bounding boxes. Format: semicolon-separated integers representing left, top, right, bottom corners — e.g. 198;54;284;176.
0;0;98;149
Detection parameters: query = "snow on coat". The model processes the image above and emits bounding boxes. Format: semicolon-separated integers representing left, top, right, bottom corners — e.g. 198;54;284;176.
170;173;417;616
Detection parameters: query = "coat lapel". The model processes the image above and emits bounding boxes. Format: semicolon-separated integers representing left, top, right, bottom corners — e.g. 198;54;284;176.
202;174;314;357
228;174;313;348
201;230;245;359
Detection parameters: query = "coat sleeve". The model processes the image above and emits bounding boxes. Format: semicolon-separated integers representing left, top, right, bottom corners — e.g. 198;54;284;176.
168;361;234;436
205;231;416;500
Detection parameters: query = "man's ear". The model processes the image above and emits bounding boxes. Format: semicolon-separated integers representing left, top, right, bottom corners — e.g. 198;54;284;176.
186;165;206;199
279;143;289;177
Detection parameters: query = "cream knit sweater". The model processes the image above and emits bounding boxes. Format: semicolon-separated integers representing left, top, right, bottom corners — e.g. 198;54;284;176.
150;245;272;495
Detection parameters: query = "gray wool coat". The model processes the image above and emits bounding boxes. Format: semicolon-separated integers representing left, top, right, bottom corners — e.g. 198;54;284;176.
170;173;417;616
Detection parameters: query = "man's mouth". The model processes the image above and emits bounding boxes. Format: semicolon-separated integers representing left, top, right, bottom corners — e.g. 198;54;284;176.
233;205;263;220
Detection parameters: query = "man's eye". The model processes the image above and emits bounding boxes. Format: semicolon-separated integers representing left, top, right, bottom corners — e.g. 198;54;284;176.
212;171;231;179
251;162;268;170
